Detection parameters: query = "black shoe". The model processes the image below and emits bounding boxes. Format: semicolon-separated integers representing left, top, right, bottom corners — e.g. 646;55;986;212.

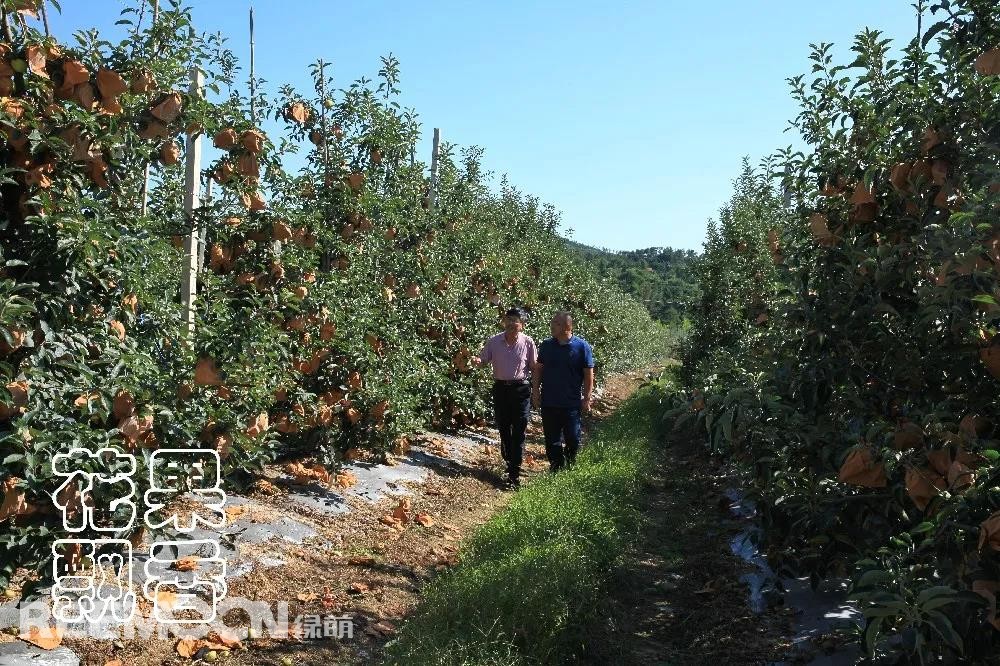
504;476;521;490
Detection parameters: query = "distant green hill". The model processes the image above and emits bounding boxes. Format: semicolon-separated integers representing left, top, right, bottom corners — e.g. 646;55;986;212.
563;240;699;325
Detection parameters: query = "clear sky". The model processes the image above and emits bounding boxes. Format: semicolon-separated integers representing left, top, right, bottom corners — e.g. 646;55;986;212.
43;1;920;252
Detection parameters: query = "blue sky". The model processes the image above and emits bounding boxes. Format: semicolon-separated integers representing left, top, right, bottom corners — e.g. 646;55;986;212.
43;1;920;252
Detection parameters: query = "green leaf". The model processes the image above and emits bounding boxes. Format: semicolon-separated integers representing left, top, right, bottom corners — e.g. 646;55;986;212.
856;569;893;589
921;596;959;612
916;586;958;606
921;20;949;49
864;616;884;654
925;611;963;652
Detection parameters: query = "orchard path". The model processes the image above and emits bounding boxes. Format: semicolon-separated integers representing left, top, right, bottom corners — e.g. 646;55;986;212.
0;371;844;666
3;366;827;666
585;418;794;665
46;368;650;666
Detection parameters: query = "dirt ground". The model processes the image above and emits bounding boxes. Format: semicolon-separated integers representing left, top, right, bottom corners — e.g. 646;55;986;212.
57;368;654;666
21;366;804;666
585;431;796;665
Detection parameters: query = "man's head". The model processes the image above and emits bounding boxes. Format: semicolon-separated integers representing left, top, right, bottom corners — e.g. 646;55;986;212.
550;311;573;342
503;307;525;335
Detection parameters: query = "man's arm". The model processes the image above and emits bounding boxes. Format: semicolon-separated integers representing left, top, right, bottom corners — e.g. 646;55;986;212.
531;340;545;409
531;362;543;409
582;368;594;413
531;342;546;409
471;340;491;368
582;342;595;412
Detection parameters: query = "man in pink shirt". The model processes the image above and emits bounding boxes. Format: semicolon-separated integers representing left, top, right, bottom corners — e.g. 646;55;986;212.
472;307;537;489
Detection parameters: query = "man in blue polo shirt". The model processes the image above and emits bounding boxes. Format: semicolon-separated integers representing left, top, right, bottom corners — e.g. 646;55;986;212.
531;311;595;471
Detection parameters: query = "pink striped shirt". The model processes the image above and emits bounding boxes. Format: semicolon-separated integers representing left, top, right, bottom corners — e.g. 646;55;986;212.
479;332;536;381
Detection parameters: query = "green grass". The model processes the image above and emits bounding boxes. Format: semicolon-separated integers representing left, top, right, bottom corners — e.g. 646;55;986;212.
385;389;658;665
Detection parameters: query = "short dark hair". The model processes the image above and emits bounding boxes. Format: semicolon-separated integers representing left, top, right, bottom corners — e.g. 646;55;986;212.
504;307;525;321
553;311;573;327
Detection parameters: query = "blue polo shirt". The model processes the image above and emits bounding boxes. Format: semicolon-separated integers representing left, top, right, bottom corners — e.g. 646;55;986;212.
537;335;595;409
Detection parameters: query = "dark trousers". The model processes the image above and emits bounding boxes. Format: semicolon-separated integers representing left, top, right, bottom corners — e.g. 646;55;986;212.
492;382;530;479
541;406;582;471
